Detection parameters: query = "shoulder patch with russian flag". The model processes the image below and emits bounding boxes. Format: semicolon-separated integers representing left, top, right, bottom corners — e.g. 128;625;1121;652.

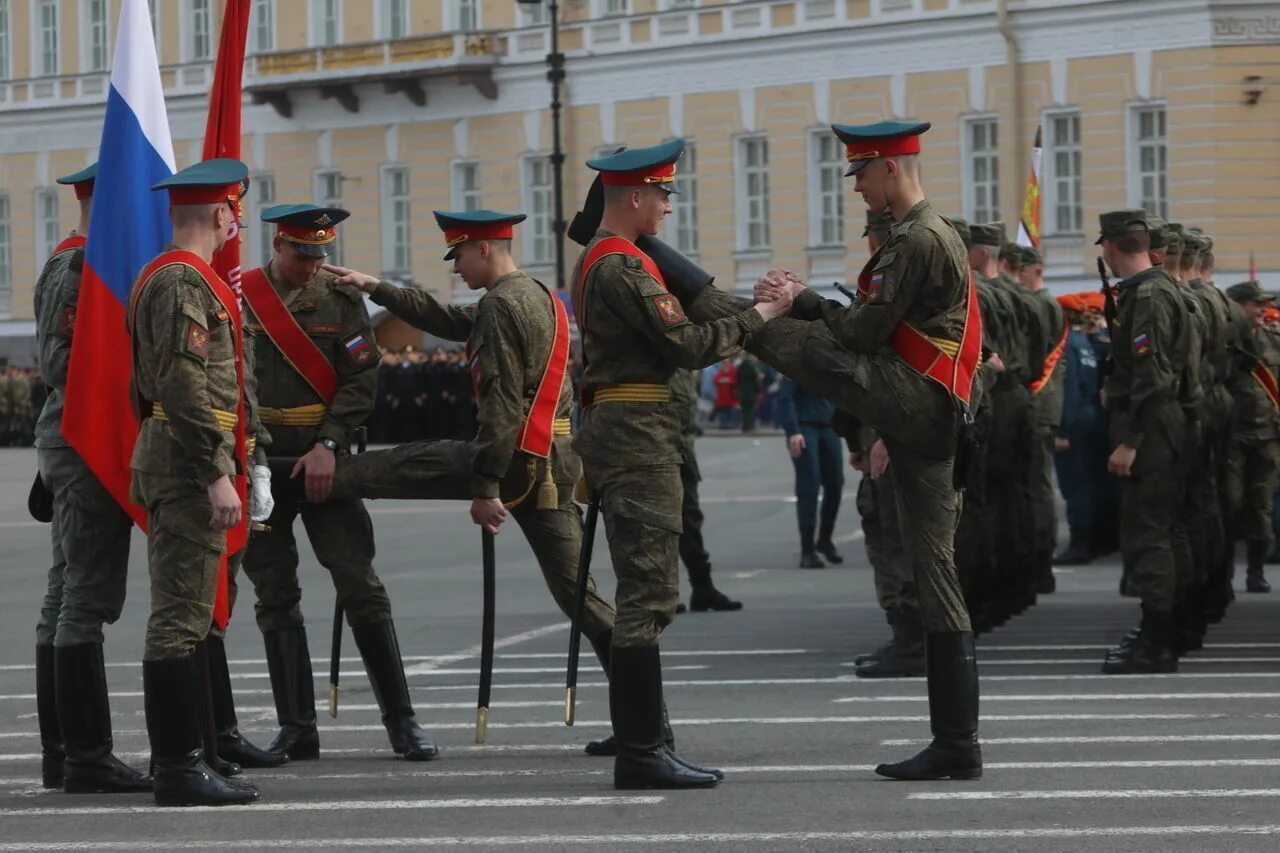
1131;332;1151;356
343;332;374;365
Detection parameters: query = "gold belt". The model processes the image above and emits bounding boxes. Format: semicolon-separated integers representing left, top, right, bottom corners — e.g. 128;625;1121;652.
152;402;237;432
589;383;670;405
258;403;328;426
552;418;572;436
928;336;961;358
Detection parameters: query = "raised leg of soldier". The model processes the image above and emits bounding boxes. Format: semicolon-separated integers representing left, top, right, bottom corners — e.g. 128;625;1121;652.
34;453;67;789
136;473;259;806
327;440;472;502
241;496;319;762
301;498;437;762
856;466;925;680
588;462;719;790
874;442;981;781
39;447;148;794
678;458;741;612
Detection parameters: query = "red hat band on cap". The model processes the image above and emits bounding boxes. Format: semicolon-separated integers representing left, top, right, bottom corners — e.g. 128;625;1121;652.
443;222;515;247
845;134;921;165
73;181;95;201
167;182;243;207
600;162;678;187
278;223;336;244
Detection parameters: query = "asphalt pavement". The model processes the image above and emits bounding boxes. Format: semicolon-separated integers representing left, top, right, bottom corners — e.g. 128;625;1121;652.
1;439;1278;852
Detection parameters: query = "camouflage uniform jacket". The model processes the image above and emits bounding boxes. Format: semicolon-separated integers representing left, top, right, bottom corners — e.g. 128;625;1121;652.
32;240;83;449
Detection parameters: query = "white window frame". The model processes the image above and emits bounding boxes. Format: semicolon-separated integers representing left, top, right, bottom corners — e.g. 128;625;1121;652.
251;0;276;54
381;165;412;279
184;0;212;62
518;0;549;26
35;188;60;262
313;169;345;267
381;0;410;39
1127;102;1169;220
34;0;59;77
735;134;771;252
667;141;699;257
663;0;697;9
0;0;11;81
451;160;482;212
449;0;481;31
0;193;11;319
312;0;344;47
596;0;630;17
82;0;111;72
808;129;844;248
1043;109;1083;235
522;155;554;269
962;115;1000;224
249;173;276;269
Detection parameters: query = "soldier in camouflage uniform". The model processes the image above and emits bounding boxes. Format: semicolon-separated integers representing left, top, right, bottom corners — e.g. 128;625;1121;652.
1097;210;1193;674
1224;281;1280;594
31;164;150;795
696;122;984;781
240;204;436;764
670;368;742;612
306;210;619;754
128;159;269;806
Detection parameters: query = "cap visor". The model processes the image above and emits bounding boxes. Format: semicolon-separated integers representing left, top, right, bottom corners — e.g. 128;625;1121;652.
844;161;869;177
290;241;330;259
443;246;459;261
1094;235;1106;245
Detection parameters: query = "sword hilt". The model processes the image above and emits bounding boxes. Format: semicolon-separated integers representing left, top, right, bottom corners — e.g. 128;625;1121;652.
328;684;339;718
475;706;488;744
564;687;576;727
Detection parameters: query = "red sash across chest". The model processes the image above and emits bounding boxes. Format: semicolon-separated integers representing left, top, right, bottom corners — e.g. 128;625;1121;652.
239;267;340;404
53;235;87;256
1031;319;1070;395
1252;359;1280;413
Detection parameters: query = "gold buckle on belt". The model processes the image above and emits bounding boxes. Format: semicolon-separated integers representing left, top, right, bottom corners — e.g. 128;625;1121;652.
590;383;670;405
552;418;572;436
152;402;237;432
258;403;328;426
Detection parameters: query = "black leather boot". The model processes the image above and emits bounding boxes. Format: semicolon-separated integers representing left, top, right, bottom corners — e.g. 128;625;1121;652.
1102;609;1177;674
207;636;287;768
56;644;152;793
1247;540;1272;593
816;518;843;564
611;646;718;790
263;626;320;760
875;632;982;781
352;620;438;761
1033;549;1056;594
855;610;898;667
36;644;64;789
144;654;260;807
798;526;825;569
689;583;743;612
856;608;926;678
585;632;619;757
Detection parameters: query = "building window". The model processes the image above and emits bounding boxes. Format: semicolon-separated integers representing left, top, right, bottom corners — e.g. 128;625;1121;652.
252;0;275;54
669;143;698;255
382;166;412;277
525;157;554;266
251;174;275;269
314;170;344;267
1046;112;1082;234
1132;105;1168;220
455;0;479;31
965;117;999;224
85;0;110;71
452;162;482;212
387;0;409;38
601;0;629;16
36;0;58;76
519;0;549;25
737;136;771;250
811;132;844;247
188;0;212;60
0;195;10;318
0;1;11;81
36;188;59;262
665;0;696;8
315;0;342;46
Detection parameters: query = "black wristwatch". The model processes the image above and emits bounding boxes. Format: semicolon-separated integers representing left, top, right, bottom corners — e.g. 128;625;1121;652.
318;438;340;452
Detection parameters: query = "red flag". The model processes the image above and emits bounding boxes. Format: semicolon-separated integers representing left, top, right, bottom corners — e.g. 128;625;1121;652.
203;0;251;630
1016;128;1042;249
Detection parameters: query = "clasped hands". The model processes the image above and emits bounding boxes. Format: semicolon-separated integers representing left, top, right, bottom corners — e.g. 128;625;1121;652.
754;270;807;309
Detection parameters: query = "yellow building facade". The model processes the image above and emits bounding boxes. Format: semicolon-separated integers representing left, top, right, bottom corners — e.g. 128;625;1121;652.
0;0;1277;359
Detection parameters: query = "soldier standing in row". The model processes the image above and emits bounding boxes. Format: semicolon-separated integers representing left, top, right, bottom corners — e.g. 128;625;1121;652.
32;164;151;795
241;204;437;763
128;159;269;806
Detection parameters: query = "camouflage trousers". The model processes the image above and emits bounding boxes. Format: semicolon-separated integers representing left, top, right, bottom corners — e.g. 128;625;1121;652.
986;385;1036;595
1225;437;1280;545
678;455;713;587
134;471;236;661
330;441;615;644
856;470;916;613
694;296;970;633
953;404;995;610
36;447;132;646
1114;400;1188;613
240;495;391;633
1029;429;1059;558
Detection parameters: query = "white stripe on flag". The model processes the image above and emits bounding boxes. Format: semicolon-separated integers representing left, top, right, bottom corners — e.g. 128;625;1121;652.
110;0;176;171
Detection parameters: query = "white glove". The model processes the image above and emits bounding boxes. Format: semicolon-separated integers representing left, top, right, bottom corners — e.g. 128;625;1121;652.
249;464;275;523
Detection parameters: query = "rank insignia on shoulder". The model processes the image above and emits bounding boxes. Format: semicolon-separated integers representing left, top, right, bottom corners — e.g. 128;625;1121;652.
624;255;642;270
344;333;374;364
185;322;210;360
652;293;686;326
1131;333;1151;356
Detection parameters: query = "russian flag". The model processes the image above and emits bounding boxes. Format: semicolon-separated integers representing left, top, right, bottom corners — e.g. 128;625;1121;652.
62;0;176;529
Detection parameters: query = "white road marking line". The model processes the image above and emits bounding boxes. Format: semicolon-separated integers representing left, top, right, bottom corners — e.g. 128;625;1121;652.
227;665;708;679
727;570;763;579
0;795;665;817
977;643;1280;652
833;691;1280;703
2;825;1279;849
833;530;866;545
908;788;1280;801
974;657;1280;666
405;621;567;675
881;734;1280;746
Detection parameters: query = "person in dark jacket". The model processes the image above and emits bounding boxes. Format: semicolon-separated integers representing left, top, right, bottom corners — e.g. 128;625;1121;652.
776;377;844;568
1053;293;1107;565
